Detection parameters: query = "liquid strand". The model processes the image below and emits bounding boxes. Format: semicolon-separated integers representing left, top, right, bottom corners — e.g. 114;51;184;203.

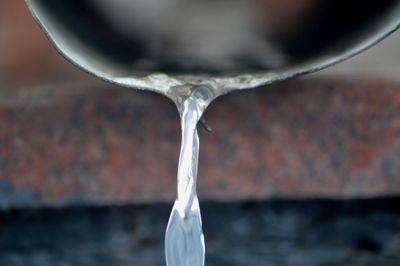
165;85;215;266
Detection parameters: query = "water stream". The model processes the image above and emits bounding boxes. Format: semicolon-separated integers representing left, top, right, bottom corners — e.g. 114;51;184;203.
165;85;217;266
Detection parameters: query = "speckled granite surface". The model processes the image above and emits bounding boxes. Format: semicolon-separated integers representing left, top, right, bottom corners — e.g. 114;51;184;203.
1;78;400;208
0;79;400;208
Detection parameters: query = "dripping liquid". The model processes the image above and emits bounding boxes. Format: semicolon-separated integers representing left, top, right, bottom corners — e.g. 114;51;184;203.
165;85;216;266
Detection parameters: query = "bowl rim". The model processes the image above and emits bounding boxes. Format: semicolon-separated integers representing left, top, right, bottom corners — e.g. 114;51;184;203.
26;0;400;97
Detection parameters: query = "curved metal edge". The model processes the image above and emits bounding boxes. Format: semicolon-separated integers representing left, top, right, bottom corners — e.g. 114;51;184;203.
25;0;400;95
25;0;184;97
217;12;400;92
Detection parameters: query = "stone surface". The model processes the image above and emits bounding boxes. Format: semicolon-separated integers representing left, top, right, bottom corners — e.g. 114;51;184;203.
0;198;399;266
1;78;400;208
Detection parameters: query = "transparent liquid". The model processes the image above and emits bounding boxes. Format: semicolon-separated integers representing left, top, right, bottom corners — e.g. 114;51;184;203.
165;85;216;266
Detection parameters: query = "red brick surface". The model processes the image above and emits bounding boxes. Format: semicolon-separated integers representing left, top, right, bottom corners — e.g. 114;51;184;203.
1;78;400;208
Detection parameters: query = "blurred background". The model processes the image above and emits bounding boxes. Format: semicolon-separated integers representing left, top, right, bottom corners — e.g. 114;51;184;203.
0;1;400;265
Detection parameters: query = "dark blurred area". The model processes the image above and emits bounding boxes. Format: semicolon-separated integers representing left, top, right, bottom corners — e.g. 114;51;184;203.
1;199;400;266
